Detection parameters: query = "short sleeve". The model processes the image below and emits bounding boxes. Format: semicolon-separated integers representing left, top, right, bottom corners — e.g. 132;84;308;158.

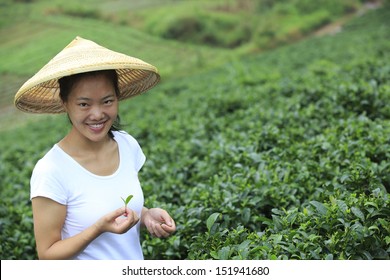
135;143;146;172
30;158;67;205
114;131;146;172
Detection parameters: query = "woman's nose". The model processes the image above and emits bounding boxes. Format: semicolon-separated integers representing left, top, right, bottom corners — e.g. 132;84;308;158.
90;105;105;120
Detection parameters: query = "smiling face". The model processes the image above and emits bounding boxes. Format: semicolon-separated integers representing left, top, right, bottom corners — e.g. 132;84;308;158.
61;72;119;144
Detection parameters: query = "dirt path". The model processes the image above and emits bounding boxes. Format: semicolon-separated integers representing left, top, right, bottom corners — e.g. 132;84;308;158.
313;1;383;37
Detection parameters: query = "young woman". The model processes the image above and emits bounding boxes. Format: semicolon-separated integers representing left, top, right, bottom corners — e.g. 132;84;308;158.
14;37;176;260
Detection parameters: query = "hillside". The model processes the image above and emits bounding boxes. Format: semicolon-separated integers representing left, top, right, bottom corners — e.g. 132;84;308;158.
0;0;381;130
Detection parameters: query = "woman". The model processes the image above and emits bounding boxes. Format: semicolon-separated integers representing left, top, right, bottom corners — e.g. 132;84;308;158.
14;36;176;260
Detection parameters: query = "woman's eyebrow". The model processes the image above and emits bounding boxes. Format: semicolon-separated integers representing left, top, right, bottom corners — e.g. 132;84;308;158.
102;94;115;100
76;97;92;101
76;94;115;101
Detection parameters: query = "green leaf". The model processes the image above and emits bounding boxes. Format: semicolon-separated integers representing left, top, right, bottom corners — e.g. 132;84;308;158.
125;195;133;205
336;200;348;213
210;251;218;259
351;206;365;221
361;251;373;260
242;207;251;223
121;195;133;207
340;174;350;183
218;246;230;260
272;234;283;244
310;201;328;216
368;225;380;232
325;254;334;260
238;240;252;252
206;212;220;232
364;201;379;209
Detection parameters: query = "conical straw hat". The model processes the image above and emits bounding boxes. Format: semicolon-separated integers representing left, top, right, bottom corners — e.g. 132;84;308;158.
14;36;160;114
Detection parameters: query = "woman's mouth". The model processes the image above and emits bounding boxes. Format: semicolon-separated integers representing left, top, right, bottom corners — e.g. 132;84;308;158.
87;122;106;132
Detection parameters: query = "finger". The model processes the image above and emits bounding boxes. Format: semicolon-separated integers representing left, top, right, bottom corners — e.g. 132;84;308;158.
115;206;127;218
155;223;174;238
148;222;165;238
159;211;174;227
107;208;128;227
117;211;139;232
153;223;164;238
127;209;139;224
117;209;138;224
161;222;176;233
148;225;157;237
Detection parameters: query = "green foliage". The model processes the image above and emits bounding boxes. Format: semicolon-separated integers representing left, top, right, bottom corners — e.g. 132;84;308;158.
138;7;390;260
52;4;102;19
138;0;363;49
145;9;252;48
1;4;389;260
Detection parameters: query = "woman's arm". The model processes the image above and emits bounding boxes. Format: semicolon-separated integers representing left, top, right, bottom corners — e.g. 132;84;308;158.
32;196;139;259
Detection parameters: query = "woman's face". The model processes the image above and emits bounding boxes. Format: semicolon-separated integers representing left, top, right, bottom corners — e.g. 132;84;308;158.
63;73;118;143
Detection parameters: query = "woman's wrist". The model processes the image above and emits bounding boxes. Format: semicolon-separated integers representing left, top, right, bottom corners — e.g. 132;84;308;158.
141;207;149;227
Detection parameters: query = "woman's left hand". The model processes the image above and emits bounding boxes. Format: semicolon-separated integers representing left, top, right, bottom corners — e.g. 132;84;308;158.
142;208;176;238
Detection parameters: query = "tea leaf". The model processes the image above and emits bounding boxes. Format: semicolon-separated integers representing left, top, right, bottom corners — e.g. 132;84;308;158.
351;206;365;221
121;195;133;207
125;195;133;205
218;246;231;260
206;212;220;232
310;201;328;216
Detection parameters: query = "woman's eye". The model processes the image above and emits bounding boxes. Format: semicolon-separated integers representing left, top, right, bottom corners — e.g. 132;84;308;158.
105;100;114;105
79;103;88;107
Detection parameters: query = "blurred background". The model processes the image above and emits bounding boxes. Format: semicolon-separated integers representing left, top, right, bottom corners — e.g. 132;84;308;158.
0;0;384;130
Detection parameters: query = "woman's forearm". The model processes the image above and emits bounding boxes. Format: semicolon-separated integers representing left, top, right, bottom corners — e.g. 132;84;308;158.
38;224;101;260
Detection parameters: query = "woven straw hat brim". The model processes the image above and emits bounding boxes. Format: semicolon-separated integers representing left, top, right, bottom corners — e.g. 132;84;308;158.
14;36;160;114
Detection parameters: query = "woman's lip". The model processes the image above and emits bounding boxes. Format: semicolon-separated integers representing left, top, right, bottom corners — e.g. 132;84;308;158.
87;121;106;132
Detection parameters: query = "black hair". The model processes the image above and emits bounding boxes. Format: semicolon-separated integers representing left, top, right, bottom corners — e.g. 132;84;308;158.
58;70;122;139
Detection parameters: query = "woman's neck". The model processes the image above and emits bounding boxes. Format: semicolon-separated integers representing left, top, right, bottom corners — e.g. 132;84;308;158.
59;127;113;157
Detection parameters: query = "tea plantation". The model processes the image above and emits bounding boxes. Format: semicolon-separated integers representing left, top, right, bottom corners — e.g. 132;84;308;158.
1;7;389;260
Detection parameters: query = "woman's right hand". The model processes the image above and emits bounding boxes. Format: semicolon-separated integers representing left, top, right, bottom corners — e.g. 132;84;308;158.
94;207;139;234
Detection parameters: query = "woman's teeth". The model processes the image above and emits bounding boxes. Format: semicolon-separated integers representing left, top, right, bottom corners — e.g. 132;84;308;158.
89;123;104;128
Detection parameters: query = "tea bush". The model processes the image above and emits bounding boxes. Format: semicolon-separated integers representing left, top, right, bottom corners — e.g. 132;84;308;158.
137;7;390;260
0;7;389;259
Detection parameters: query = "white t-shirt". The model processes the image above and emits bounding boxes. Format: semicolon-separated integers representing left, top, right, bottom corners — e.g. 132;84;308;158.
30;131;146;260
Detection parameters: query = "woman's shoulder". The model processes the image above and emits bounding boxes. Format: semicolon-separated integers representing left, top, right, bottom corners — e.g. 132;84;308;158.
113;131;145;170
34;145;64;171
113;130;140;146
